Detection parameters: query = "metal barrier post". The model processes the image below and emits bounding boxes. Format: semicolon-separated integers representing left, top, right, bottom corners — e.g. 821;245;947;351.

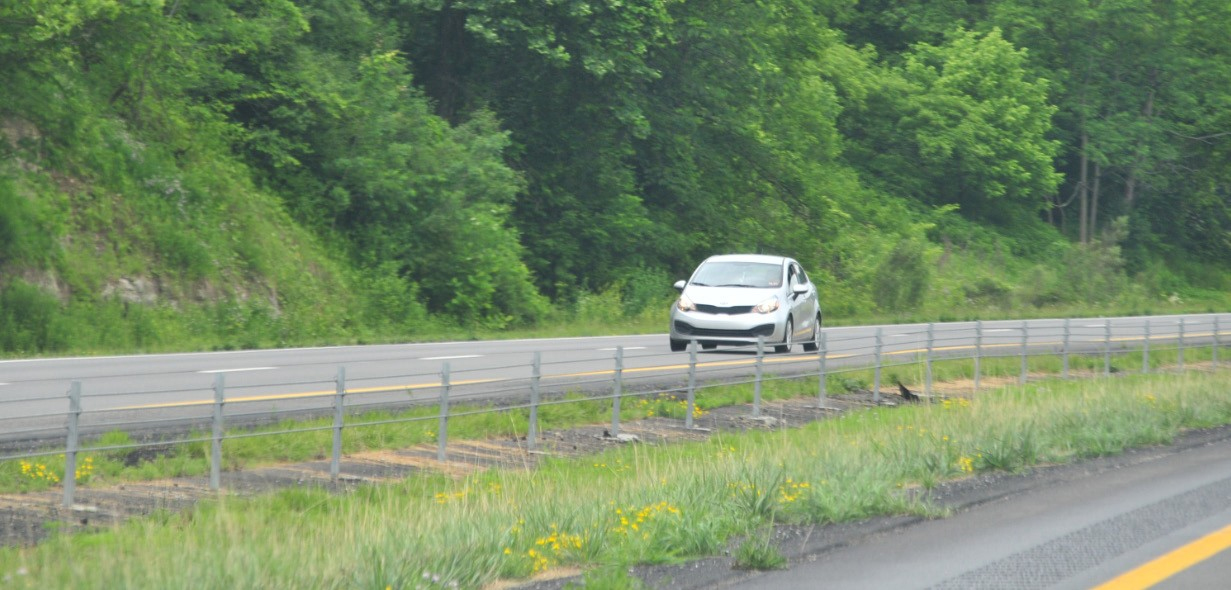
1020;321;1028;385
62;381;81;508
528;352;540;451
611;347;623;436
1143;318;1151;374
685;340;698;429
1215;316;1221;368
210;374;224;491
873;328;883;404
974;320;983;393
817;331;828;407
438;362;450;462
753;337;764;417
1178;318;1186;370
1103;319;1112;377
330;367;345;480
926;323;934;398
1062;318;1071;379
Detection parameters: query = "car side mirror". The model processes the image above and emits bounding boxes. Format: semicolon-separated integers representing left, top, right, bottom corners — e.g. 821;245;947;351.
673;280;686;290
792;282;809;294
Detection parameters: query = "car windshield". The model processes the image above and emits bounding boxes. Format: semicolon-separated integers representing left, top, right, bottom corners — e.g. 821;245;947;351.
690;261;782;288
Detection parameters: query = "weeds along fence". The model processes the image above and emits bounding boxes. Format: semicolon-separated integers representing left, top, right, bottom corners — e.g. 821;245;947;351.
1;313;1227;509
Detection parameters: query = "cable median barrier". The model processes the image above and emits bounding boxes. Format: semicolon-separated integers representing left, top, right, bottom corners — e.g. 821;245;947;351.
1;313;1226;511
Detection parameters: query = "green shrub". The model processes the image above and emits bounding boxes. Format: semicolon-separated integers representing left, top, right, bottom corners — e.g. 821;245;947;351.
733;529;787;570
0;281;68;353
872;239;930;312
0;177;55;266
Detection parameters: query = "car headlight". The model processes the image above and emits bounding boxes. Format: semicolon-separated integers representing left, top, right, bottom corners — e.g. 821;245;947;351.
676;293;696;312
754;296;780;314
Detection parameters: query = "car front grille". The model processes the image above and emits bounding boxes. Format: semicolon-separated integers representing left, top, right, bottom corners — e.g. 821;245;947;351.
694;304;755;315
673;321;775;338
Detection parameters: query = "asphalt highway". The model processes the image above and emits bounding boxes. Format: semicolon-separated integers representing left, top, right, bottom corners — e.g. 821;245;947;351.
1;313;1226;447
715;427;1231;590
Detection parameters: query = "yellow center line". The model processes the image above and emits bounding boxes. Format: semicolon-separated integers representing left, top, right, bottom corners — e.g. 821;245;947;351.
1091;522;1231;589
113;331;1200;410
117;379;500;410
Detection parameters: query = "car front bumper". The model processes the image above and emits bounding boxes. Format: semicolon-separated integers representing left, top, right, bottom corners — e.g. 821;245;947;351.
669;309;788;345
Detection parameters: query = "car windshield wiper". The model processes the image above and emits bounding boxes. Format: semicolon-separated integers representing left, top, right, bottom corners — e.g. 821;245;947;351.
690;282;710;287
713;283;757;288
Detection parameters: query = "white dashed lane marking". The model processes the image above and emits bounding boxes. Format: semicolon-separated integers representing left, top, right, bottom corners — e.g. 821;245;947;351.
197;367;277;374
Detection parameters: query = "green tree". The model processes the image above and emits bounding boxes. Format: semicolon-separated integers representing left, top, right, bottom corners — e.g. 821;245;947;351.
845;29;1062;227
991;0;1231;264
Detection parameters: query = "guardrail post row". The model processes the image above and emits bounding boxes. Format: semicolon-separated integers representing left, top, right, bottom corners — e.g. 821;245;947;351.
686;340;697;429
974;320;983;393
925;323;934;398
62;381;82;508
753;337;764;418
873;327;883;404
330;366;345;481
1178;318;1186;371
1020;321;1028;385
1103;318;1112;378
1062;318;1071;379
611;347;623;436
528;352;540;451
817;330;828;407
438;362;450;462
210;374;224;491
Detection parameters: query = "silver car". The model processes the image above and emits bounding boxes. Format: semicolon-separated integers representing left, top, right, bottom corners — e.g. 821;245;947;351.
669;254;822;353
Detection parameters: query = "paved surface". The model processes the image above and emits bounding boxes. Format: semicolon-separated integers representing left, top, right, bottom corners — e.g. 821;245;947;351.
706;426;1231;590
3;313;1226;447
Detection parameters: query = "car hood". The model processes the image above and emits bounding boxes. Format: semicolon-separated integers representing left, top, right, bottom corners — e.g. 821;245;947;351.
683;285;779;306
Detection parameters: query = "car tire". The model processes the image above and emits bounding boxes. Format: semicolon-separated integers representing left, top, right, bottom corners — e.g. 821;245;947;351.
701;342;717;350
670;338;687;352
775;318;793;353
803;313;822;352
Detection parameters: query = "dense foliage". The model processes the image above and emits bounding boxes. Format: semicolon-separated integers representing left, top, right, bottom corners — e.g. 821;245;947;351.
1;0;1228;353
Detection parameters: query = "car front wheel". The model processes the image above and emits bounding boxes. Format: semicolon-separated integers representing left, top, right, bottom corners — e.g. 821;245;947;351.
670;338;687;352
775;318;793;353
803;313;822;352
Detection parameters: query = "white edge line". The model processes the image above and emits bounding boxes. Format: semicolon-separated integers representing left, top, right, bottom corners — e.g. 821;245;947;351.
197;367;277;374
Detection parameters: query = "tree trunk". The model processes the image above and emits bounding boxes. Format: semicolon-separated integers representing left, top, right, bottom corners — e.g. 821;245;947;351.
1079;129;1090;244
1090;162;1101;239
1124;86;1156;212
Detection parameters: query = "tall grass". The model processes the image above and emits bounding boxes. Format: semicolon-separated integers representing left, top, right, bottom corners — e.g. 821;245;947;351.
2;370;1229;589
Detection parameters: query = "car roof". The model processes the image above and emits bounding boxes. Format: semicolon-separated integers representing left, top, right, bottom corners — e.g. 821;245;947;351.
702;254;791;265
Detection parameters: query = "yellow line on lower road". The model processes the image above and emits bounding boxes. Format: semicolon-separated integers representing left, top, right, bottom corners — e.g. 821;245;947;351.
117;379;499;410
1091;522;1231;590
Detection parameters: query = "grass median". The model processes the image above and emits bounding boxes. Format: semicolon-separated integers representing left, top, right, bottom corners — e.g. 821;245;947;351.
2;366;1229;589
3;345;1216;495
